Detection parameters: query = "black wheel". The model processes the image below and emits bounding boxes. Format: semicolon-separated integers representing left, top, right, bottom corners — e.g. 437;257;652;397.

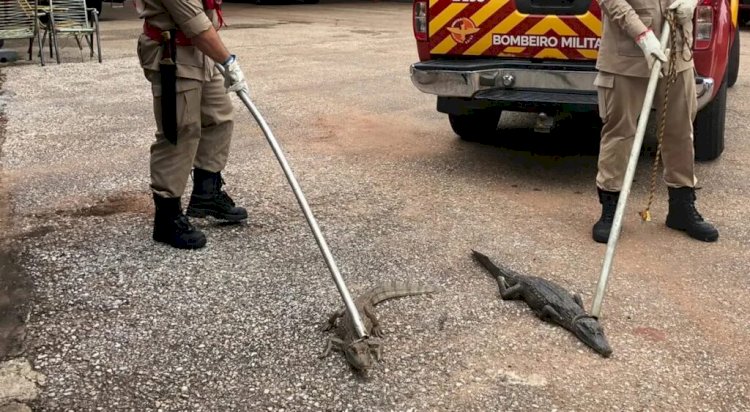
448;109;502;142
693;75;727;161
728;26;740;88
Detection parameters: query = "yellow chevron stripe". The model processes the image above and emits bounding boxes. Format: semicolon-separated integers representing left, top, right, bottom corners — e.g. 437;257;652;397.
578;12;602;36
432;36;458;54
429;0;438;7
503;47;525;54
526;16;577;36
578;49;599;59
535;48;568;59
470;0;509;26
464;11;525;55
429;4;469;37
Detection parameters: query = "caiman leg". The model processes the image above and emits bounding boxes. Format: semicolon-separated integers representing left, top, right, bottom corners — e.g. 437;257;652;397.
363;305;383;338
497;277;524;300
573;293;585;309
324;309;345;332
540;305;563;324
369;338;383;362
320;337;346;358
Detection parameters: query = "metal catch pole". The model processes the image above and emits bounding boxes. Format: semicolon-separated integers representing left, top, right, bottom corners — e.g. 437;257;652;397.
591;21;672;318
216;64;369;339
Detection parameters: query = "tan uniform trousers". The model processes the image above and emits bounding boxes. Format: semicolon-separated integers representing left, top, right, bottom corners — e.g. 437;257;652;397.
148;70;234;198
596;69;698;192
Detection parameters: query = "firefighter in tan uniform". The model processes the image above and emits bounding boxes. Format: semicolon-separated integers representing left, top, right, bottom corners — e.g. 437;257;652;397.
593;0;719;243
137;0;248;249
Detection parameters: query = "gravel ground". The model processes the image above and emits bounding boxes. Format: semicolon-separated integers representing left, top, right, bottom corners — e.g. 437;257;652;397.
0;1;749;410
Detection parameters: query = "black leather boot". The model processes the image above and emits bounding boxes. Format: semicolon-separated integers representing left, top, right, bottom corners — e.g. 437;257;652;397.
592;188;619;244
186;168;248;222
665;187;719;242
153;194;207;249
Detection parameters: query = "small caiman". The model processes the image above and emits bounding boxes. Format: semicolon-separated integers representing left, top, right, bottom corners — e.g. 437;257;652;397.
321;281;440;372
472;250;613;357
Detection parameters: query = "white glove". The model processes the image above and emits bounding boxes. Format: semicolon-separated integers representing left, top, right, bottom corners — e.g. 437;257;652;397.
221;54;249;95
635;29;668;70
668;0;699;22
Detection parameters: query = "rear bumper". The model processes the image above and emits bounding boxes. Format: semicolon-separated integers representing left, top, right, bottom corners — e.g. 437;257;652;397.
411;59;715;111
410;59;598;107
695;76;714;110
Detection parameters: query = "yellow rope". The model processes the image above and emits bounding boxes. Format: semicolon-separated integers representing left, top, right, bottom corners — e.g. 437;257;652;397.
639;12;684;222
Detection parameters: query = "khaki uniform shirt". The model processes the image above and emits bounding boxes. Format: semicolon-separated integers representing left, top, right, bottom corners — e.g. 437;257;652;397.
596;0;694;78
136;0;220;86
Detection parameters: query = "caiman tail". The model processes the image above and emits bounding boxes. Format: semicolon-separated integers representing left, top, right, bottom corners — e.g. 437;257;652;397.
365;280;440;306
471;249;520;282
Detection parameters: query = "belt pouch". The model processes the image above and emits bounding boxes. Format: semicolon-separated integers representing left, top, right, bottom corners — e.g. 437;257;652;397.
159;30;178;145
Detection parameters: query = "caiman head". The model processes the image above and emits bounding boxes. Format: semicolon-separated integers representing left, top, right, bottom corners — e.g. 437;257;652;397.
344;338;381;372
572;315;613;358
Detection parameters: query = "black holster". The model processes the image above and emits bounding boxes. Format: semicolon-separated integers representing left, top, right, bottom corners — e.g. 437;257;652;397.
159;30;178;145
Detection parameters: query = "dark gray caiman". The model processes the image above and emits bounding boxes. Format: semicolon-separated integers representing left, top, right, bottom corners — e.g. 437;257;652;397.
472;250;613;357
322;281;440;372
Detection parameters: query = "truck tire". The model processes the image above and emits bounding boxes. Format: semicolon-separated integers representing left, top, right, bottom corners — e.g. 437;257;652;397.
449;109;502;142
727;26;740;88
693;75;727;161
0;40;4;49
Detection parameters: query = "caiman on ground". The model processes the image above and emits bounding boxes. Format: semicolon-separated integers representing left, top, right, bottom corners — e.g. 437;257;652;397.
321;280;440;372
472;250;612;357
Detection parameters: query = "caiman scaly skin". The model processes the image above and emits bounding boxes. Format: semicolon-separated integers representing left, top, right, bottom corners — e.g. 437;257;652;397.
322;281;440;372
472;250;613;358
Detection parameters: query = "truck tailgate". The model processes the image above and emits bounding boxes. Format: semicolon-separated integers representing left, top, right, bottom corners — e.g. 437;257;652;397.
428;0;603;61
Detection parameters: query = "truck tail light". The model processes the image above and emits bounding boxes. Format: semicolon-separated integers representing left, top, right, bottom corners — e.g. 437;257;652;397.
414;0;428;41
694;2;713;49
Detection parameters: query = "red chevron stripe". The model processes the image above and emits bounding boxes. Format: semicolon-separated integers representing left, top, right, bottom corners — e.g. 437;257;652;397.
564;17;600;39
427;0;454;21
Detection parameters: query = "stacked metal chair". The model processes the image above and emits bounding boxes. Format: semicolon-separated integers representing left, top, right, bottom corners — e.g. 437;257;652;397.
40;0;102;64
0;0;45;65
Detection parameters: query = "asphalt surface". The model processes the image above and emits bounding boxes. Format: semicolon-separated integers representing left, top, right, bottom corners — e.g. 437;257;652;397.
1;1;749;410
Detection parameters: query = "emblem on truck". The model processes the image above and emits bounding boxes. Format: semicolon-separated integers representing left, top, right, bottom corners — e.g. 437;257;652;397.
446;18;480;44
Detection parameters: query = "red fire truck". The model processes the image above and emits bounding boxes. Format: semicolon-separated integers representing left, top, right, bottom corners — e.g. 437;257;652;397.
410;0;741;161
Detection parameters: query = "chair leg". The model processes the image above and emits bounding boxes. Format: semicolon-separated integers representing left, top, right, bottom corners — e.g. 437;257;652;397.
96;33;101;63
39;33;45;66
93;12;102;63
48;30;53;58
40;29;48;66
52;31;60;64
74;35;84;62
28;38;33;61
